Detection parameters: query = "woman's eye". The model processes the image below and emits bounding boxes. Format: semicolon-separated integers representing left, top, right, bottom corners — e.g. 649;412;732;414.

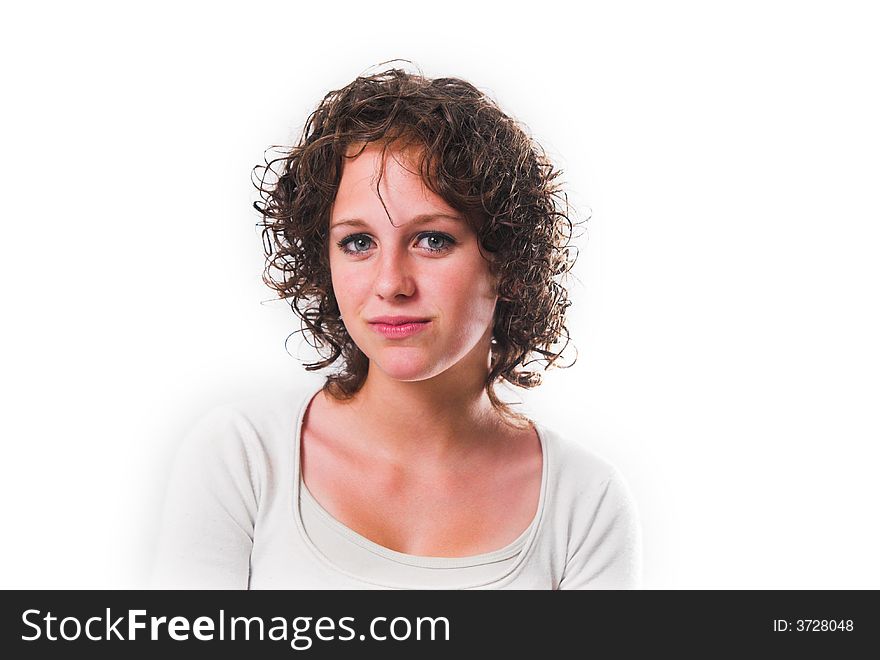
337;234;374;254
416;233;455;253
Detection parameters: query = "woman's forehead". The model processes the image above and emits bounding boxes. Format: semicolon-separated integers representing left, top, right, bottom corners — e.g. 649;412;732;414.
341;140;421;173
332;142;458;222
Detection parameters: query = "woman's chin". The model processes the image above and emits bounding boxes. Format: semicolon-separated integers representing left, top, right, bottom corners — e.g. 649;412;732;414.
370;355;443;383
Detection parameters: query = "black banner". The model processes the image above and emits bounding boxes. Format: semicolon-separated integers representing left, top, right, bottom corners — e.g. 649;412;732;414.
2;590;876;656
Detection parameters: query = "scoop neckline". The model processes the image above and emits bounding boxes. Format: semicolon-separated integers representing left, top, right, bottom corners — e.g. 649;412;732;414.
289;382;549;588
300;478;533;567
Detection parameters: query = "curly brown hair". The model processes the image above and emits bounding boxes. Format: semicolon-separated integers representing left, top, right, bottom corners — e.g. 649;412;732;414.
253;64;582;428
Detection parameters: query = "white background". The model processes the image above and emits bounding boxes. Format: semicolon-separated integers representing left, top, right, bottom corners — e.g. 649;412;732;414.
2;0;878;589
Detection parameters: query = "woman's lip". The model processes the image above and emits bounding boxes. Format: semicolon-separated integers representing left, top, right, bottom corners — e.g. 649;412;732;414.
367;316;431;324
369;320;431;339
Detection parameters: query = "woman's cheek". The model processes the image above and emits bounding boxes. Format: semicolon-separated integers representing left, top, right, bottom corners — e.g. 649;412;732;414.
331;268;362;308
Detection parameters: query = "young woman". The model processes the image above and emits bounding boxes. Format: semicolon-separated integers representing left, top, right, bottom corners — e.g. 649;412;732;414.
151;66;642;589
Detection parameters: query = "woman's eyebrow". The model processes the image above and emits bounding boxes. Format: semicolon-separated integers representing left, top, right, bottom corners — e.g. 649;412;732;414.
330;213;464;231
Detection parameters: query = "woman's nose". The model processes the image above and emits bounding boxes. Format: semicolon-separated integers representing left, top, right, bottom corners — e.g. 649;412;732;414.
373;246;416;299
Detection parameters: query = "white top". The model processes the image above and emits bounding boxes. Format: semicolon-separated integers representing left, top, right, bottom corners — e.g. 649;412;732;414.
300;477;528;585
151;381;642;589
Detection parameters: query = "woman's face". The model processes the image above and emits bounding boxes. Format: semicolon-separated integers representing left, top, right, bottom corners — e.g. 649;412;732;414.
328;142;498;383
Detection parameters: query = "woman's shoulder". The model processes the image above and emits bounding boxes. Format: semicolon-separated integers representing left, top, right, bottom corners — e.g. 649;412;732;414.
534;420;623;488
532;420;643;588
174;379;319;464
533;419;639;525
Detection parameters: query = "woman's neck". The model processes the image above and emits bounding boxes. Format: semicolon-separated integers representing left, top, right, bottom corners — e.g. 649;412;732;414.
327;354;506;467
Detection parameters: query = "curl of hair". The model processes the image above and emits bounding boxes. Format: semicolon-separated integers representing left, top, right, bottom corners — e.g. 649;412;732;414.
253;64;583;428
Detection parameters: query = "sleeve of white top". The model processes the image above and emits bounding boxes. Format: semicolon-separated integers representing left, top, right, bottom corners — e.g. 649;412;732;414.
557;468;643;590
150;406;261;589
